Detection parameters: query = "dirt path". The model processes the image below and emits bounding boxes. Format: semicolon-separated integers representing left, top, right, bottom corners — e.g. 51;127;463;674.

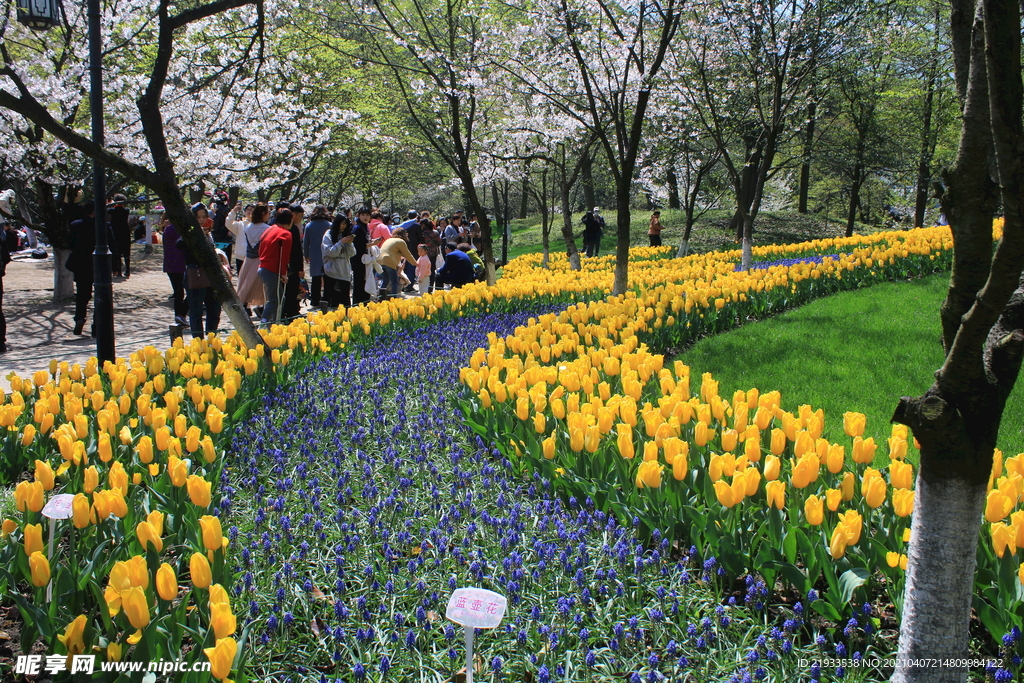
1;244;237;391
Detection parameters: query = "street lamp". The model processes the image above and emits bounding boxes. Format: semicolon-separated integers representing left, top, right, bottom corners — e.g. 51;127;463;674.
18;0;115;362
16;0;59;30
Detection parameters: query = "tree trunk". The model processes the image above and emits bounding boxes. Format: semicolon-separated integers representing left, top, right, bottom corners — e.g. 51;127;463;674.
519;176;529;219
891;475;985;683
540;170;550;267
52;247;75;302
798;100;817;214
846;161;864;237
462;176;495;285
581;152;596;211
731;140;761;241
667;165;681;210
914;31;939;229
612;178;631;295
560;177;581;271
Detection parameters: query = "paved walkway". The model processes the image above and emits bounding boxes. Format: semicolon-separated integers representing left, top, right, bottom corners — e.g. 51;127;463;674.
1;245;236;390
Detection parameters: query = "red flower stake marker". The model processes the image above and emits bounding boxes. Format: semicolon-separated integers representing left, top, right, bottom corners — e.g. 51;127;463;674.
446;587;507;683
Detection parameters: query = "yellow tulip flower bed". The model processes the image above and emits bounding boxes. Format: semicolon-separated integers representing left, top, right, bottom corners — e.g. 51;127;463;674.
0;222;995;676
458;223;1024;635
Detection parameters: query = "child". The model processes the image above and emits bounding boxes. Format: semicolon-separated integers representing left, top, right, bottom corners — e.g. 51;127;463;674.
416;244;432;294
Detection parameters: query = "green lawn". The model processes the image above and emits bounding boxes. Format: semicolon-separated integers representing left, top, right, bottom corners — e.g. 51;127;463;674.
499;208;866;261
677;273;1024;459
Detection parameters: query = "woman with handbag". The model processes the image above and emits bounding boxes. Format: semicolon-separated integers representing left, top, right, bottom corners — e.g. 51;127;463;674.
181;205;222;338
235;204;271;316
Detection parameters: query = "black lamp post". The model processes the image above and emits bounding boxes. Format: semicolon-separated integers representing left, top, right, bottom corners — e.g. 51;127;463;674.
18;0;115;362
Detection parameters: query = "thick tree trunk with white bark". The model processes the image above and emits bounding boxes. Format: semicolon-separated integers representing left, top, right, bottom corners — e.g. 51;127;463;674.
892;472;986;683
52;248;74;302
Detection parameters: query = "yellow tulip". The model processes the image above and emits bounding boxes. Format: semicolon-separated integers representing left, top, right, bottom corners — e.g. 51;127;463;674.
985;489;1014;523
29;551;50;587
714;480;736;508
839;510;863;545
642;441;658;462
635;460;663;489
890;460;914;490
542;436;555;460
791;454;819;488
886;551;900;568
843;412;866;438
569;427;584;452
121;586;150;629
57;614;87;656
24;523;43;556
672;451;688;481
889;437;908;460
900;554;908;570
852;436;877;464
206;406;225;434
136;521;163;553
84;466;99;494
892;489;915;517
136;436;154;464
1;518;16;539
209;583;231;607
583;425;601;453
167;455;188;487
862;473;887;509
721;429;738;452
825;488;842;512
770;428;786;456
190;552;212;589
825;444;844;474
21;424;36;446
204;637;237;681
765;480;785;509
744;437;760;462
841;472;855;501
107;642;123;661
97;433;112;462
616;424;635;460
763;454;780;481
515;397;529;421
1019;562;1024;586
72;494;92;529
156;563;178;601
804;495;824;525
694;421;710;447
200;515;224;553
186;425;202;453
533;412;546;434
34;460;55;491
829;525;848;559
211;601;237;639
992;521;1016;558
17;481;44;513
187;475;212;508
108;461;129;495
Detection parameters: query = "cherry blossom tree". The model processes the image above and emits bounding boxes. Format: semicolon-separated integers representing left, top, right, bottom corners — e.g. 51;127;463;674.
0;0;348;344
499;0;683;294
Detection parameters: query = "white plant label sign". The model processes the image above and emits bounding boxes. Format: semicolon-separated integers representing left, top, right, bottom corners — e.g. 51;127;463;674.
446;587;507;628
42;493;75;520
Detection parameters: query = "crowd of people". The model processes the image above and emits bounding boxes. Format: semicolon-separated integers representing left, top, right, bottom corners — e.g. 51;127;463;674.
158;198;488;337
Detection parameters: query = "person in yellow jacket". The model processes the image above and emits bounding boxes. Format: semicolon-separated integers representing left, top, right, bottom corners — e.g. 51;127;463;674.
378;228;418;297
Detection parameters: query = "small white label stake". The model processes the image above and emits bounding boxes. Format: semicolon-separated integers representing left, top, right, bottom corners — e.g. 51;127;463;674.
41;494;75;602
446;587;507;683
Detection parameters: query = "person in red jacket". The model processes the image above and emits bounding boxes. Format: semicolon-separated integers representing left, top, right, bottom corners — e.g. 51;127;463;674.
257;208;293;325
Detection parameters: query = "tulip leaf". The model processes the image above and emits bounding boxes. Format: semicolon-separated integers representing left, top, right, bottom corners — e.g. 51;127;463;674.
231;398;255;422
783;528;800;566
78;538;113;589
810;598;842;621
838;567;870;606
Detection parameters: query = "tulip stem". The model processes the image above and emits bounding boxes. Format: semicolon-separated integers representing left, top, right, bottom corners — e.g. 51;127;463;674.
46;517;56;603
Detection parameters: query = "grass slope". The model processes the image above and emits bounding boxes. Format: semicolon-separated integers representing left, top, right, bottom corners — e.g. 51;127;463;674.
502;209;872;261
677;273;1024;458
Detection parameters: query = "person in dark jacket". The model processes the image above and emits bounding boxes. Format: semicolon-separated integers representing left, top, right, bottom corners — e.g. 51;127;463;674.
436;242;475;288
581;210;603;257
160;213;188;326
68;202;101;336
181;205;222;338
350;207;374;305
281;204;305;319
303;205;332;307
109;194;131;277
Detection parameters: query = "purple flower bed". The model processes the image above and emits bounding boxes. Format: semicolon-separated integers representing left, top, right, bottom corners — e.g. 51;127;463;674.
223;309;855;682
735;255;842;271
